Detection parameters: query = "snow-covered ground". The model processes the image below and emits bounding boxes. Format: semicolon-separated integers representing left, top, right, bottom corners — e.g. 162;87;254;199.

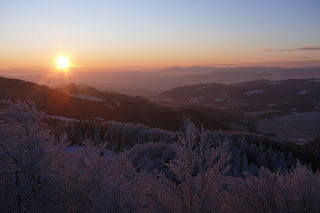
94;117;105;121
113;98;121;106
297;90;310;95
64;145;117;159
257;111;320;144
196;86;209;92
46;115;76;121
245;110;279;116
213;97;227;102
266;103;280;108
245;90;263;95
106;104;114;109
189;97;198;103
314;100;320;111
70;94;105;102
213;93;229;102
309;79;320;83
267;81;279;85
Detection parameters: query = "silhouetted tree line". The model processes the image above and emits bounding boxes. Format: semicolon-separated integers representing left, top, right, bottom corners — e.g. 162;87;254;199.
47;116;320;171
47;119;176;151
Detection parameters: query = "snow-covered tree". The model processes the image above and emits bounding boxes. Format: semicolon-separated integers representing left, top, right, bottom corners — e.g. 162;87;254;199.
226;162;320;213
143;120;232;212
0;99;70;212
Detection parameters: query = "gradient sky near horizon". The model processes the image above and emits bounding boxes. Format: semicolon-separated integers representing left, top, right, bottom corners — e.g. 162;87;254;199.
0;0;320;71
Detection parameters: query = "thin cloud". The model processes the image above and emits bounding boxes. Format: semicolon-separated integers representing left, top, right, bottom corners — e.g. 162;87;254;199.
293;47;320;51
290;56;313;59
260;46;320;52
260;49;276;52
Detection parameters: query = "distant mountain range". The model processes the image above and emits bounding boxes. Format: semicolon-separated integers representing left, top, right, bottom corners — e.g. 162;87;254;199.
163;79;320;114
1;66;320;96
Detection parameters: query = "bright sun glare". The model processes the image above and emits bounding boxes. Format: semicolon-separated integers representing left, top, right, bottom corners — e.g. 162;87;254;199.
56;56;70;70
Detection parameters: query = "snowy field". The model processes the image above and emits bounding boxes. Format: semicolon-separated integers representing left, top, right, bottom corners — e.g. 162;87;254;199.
64;145;116;158
46;115;76;121
257;111;320;144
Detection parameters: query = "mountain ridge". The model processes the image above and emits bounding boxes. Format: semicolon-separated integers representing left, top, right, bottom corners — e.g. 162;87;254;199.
0;76;234;130
163;78;320;113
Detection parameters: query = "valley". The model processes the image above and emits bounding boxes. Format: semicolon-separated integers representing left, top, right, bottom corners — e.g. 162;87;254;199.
1;75;320;144
150;78;320;143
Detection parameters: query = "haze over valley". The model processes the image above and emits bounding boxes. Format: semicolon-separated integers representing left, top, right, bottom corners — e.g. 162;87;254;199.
2;66;320;96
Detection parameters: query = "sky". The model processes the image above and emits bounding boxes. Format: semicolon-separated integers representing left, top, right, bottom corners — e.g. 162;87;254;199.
0;0;320;71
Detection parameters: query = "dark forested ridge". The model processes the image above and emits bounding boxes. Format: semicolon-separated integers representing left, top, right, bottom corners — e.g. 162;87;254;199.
0;77;236;130
163;78;320;113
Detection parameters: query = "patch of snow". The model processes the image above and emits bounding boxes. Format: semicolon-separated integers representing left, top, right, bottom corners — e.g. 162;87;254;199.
291;138;308;145
213;97;226;102
106;104;114;109
70;94;104;102
309;79;320;83
267;81;279;85
297;90;310;95
196;86;209;92
213;93;230;102
46;115;76;121
189;97;198;103
213;94;229;102
266;104;279;108
220;106;236;110
245;110;278;116
257;111;320;144
245;90;263;95
113;98;120;106
314;100;320;111
65;145;116;159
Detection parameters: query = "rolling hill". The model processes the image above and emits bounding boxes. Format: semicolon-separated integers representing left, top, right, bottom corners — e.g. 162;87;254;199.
0;77;235;130
163;79;320;113
162;79;320;143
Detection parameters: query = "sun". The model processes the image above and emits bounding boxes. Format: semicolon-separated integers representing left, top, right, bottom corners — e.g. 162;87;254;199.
56;56;70;70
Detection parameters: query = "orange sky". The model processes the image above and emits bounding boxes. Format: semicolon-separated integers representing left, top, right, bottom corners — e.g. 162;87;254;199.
1;47;319;72
0;0;319;71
